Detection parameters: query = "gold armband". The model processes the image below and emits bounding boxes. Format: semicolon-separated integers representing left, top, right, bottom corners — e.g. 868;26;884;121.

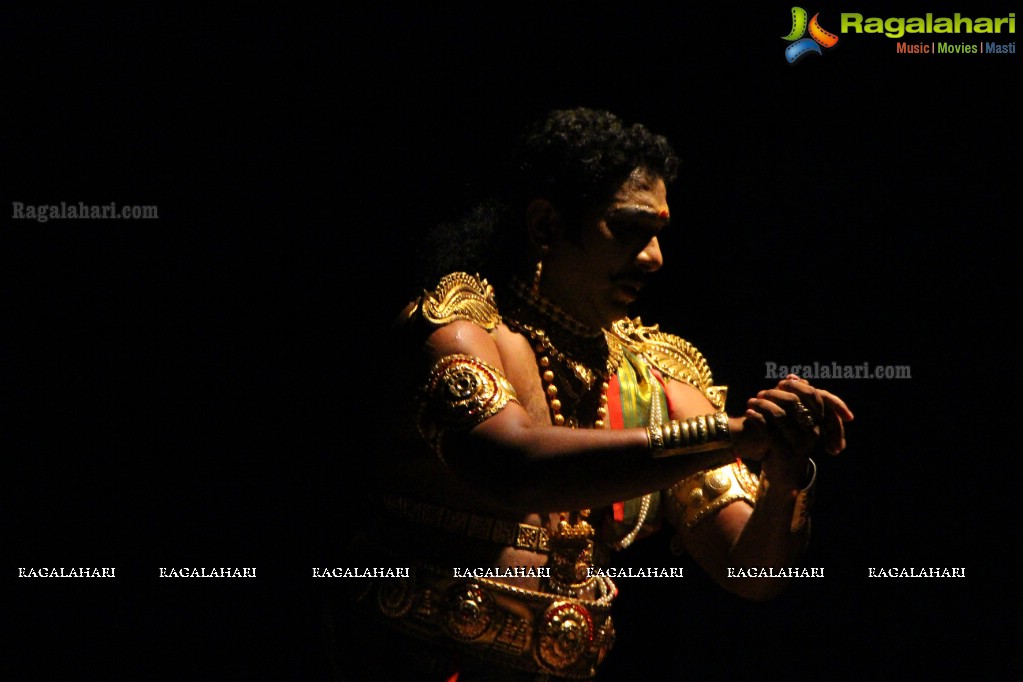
417;354;519;456
647;412;731;457
663;460;758;531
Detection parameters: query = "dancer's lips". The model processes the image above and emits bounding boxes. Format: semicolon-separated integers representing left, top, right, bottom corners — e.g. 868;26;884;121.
614;277;645;299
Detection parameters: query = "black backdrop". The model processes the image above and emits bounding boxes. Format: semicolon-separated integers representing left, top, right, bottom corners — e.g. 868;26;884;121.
6;5;1020;680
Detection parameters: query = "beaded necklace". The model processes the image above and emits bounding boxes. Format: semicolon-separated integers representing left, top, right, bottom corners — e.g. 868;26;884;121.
502;278;650;555
503;279;617;429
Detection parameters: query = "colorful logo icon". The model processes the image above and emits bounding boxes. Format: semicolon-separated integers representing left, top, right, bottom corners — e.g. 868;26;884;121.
782;7;839;63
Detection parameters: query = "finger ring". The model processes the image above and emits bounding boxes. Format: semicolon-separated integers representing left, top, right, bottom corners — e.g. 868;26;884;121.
793;401;816;430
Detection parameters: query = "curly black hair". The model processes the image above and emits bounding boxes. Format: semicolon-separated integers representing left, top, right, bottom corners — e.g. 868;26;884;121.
416;108;678;289
510;107;679;225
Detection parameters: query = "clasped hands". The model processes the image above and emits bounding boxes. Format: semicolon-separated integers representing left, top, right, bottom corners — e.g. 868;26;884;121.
737;374;854;486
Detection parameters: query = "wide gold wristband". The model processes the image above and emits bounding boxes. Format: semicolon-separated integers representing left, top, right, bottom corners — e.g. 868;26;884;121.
647;412;731;458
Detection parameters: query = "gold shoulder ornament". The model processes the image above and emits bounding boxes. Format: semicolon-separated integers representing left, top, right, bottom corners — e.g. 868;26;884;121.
413;272;501;331
607;318;727;411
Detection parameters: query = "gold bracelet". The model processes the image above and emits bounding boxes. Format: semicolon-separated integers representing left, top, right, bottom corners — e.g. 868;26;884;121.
695;415;707;443
646;424;665;450
649;412;731;458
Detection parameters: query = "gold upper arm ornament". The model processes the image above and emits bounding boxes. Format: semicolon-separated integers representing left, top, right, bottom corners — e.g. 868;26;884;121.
417;354;519;459
408;273;510;459
606;318;727;411
663;461;759;533
413;272;501;331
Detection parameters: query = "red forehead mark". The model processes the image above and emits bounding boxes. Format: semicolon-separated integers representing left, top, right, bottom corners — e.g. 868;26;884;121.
658;210;669;219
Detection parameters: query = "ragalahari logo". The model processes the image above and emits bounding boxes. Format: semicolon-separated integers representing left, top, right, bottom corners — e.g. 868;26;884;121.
782;7;839;63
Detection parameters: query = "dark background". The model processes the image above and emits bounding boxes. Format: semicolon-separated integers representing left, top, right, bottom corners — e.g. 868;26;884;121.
5;4;1019;680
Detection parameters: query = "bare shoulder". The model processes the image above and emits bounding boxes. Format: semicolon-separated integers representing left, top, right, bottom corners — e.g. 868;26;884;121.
491;323;536;373
425;320;503;367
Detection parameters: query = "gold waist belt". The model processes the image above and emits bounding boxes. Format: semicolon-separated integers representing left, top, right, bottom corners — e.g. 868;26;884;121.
360;566;617;679
381;495;551;553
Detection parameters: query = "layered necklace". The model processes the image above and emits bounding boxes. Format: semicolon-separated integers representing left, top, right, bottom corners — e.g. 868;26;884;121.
502;278;650;577
502;277;622;429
